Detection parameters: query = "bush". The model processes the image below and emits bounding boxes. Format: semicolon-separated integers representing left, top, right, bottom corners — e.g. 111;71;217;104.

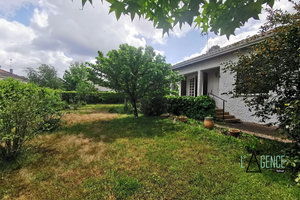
140;97;167;116
61;91;124;104
0;78;64;159
166;95;215;120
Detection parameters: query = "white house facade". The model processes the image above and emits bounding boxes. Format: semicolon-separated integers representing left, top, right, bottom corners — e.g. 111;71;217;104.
172;34;276;124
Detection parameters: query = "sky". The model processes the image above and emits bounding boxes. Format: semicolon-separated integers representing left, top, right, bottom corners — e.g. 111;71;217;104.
0;0;295;77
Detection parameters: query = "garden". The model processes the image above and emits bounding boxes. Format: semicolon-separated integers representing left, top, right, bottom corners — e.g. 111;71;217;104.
0;79;299;199
0;7;299;197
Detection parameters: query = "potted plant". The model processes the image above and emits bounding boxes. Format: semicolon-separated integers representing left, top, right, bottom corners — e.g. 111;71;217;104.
160;113;170;118
179;115;188;123
229;128;241;137
204;116;214;129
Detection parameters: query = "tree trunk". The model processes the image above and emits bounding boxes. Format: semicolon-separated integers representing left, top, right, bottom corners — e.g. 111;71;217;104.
131;98;138;118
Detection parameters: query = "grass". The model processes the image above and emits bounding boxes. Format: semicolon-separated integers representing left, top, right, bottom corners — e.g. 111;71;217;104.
0;104;299;199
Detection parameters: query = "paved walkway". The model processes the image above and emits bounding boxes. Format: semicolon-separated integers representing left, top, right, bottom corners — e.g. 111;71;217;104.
215;123;295;144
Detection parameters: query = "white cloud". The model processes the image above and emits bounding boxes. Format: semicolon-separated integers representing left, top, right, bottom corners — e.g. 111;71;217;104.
0;0;192;77
31;8;48;28
181;0;295;62
154;49;165;56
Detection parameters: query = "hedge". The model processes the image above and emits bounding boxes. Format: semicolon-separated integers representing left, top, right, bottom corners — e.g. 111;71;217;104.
61;91;124;104
166;95;216;120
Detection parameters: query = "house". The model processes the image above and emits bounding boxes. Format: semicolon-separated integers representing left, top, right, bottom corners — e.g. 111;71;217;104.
172;34;275;124
0;69;28;82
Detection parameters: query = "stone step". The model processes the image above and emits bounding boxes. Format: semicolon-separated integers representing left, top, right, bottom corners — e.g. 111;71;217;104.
215;107;241;123
216;114;235;119
224;118;241;123
216;111;229;115
215;108;224;112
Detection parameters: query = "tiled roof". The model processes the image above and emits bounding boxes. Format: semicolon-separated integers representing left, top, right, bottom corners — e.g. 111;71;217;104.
172;32;272;70
0;69;27;81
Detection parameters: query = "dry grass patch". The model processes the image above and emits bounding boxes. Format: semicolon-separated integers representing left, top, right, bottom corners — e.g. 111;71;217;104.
62;113;120;126
36;133;107;165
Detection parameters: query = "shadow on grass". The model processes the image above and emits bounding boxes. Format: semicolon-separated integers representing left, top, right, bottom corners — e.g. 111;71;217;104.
60;115;185;143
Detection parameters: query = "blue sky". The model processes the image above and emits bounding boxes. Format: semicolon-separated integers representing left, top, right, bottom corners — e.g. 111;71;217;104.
0;0;295;76
11;4;35;26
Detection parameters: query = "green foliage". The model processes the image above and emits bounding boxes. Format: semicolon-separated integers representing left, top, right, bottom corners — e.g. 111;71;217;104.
63;62;97;103
26;64;63;89
88;44;181;117
81;0;274;37
166;95;215;120
140;97;167;116
63;62;95;92
295;173;300;186
240;134;261;153
61;91;124;104
285;148;300;175
224;4;300;147
0;78;64;159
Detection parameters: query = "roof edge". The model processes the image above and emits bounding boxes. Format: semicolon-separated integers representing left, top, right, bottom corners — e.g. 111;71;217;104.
172;33;271;70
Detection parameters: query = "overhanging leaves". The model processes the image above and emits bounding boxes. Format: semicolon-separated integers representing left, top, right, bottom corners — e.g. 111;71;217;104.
81;0;274;37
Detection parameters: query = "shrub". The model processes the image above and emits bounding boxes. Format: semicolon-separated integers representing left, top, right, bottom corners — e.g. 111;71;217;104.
0;78;64;159
61;91;124;104
166;95;215;120
140;97;167;116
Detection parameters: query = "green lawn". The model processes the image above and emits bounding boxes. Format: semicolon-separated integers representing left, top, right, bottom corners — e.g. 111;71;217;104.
0;104;299;200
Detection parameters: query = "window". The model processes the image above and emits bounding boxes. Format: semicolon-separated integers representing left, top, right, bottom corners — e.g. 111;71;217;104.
189;78;195;96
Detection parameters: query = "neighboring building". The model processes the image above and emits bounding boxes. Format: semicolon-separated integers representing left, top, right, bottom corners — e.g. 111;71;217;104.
0;69;28;82
172;34;275;124
95;85;113;92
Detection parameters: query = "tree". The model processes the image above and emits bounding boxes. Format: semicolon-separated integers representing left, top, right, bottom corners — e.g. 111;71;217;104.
0;79;64;159
88;44;181;117
63;62;95;90
225;4;300;146
81;0;275;37
26;64;63;89
207;45;220;53
63;62;96;102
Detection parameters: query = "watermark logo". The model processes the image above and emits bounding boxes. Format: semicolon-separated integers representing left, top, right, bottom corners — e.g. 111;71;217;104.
241;152;286;173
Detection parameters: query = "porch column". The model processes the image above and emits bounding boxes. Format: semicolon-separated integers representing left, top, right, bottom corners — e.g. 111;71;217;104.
197;70;202;96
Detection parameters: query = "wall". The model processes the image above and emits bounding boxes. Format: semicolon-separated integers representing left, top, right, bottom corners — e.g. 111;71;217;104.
206;68;219;97
175;51;277;124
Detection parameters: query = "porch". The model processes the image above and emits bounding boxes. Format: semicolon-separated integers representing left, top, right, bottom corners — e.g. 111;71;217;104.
179;67;220;98
178;67;240;123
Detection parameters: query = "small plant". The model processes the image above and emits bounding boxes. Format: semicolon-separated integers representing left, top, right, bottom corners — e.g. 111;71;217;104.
228;128;241;137
179;115;188;123
241;134;260;153
72;100;83;110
